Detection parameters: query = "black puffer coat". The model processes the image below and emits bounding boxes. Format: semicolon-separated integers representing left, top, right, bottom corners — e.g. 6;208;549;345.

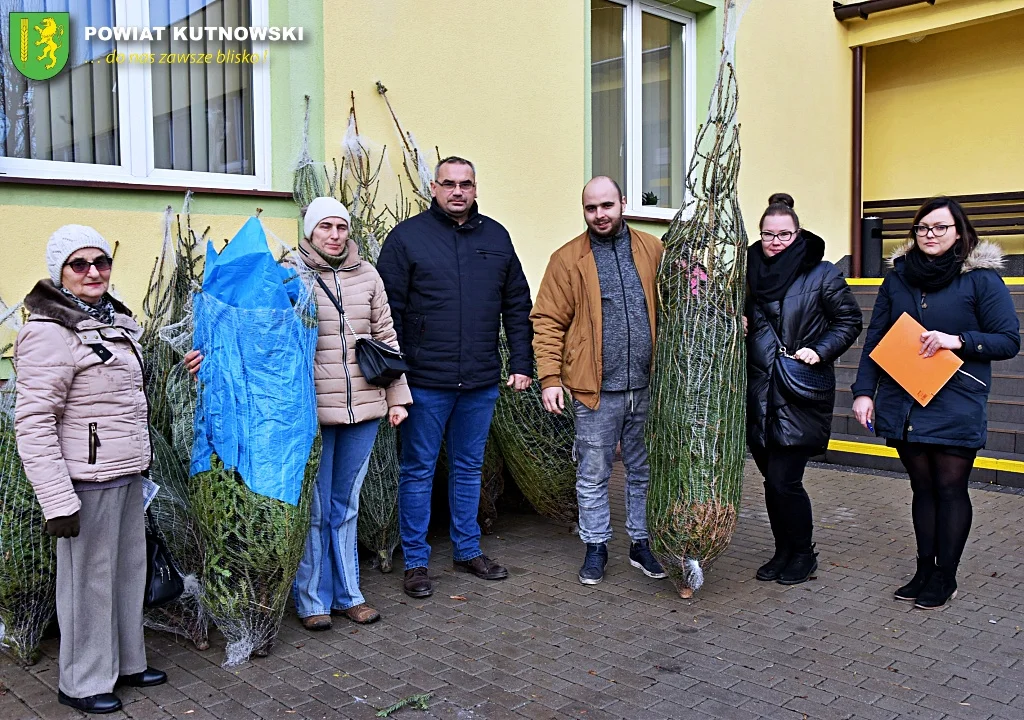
377;200;534;390
746;232;862;451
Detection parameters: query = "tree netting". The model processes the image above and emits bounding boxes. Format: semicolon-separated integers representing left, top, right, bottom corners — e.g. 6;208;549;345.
186;217;321;667
491;333;579;527
0;300;57;665
140;203;210;649
646;0;753;598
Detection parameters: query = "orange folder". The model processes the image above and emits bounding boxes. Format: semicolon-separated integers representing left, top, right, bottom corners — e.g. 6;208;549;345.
869;312;963;407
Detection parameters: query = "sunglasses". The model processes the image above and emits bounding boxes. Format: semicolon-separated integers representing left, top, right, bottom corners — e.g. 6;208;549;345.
64;256;113;274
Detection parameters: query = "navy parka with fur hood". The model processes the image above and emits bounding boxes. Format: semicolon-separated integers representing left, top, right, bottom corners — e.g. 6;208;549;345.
852;241;1021;449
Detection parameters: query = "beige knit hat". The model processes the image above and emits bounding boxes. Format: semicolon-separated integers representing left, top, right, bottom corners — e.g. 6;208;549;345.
303;197;351;240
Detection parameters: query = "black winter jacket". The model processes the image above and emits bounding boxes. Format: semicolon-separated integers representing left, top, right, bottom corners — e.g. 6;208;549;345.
746;232;862;451
377;201;534;390
852;241;1020;449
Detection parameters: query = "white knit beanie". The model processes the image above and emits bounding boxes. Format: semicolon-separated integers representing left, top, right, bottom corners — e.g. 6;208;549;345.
303;197;351;240
46;225;113;285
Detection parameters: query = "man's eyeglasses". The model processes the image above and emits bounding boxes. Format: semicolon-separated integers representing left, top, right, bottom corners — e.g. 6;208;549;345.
912;224;954;238
760;230;798;243
435;180;476;191
64;256;113;274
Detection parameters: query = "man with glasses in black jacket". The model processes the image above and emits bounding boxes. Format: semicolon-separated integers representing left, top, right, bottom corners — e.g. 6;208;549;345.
377;156;534;599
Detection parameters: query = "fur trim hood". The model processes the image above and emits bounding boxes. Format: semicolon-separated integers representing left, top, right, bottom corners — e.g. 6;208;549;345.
888;240;1005;274
23;279;136;332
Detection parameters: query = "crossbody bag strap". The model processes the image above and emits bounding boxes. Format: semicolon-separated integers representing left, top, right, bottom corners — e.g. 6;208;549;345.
758;301;789;356
314;274;365;340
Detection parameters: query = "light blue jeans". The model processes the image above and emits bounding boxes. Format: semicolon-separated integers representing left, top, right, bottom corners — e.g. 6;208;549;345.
294;420;379;617
574;388;651;545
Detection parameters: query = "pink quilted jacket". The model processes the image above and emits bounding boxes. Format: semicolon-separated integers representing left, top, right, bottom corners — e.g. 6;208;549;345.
14;281;151;520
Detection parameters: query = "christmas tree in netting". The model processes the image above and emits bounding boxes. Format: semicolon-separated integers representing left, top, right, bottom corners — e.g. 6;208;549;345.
0;300;57;665
140;202;211;649
646;0;753;598
491;332;578;526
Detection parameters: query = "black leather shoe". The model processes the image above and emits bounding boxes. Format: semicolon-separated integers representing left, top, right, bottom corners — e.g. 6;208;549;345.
117;667;167;688
454;554;508;580
404;567;433;598
777;545;818;585
756;547;792;582
58;690;122;714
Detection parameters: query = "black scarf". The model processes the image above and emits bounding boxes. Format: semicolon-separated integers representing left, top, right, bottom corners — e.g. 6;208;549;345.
747;232;808;303
901;246;962;292
60;286;116;326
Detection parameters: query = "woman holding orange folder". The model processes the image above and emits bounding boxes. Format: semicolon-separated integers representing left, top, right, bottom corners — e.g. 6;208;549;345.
852;197;1019;610
746;194;862;586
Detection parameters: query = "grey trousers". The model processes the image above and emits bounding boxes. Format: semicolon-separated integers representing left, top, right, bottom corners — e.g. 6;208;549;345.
574;388;651;545
57;477;147;698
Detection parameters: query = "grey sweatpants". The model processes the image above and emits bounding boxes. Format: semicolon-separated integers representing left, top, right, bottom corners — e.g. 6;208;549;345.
57;477;147;698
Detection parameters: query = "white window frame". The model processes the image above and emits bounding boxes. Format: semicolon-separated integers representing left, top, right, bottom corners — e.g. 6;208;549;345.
0;0;272;191
601;0;697;220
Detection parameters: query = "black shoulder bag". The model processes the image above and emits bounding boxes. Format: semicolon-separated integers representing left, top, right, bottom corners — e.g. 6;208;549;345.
763;315;835;404
315;275;409;388
144;510;185;608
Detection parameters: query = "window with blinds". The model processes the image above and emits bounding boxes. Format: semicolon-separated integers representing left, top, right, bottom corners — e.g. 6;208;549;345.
0;0;269;189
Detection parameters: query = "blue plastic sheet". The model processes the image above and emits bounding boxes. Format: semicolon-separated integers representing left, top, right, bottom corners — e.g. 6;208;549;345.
190;217;318;505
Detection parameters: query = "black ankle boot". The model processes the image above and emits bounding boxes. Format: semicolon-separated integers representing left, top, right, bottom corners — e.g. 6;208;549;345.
756;547;792;582
894;557;934;601
914;567;957;609
777;544;818;585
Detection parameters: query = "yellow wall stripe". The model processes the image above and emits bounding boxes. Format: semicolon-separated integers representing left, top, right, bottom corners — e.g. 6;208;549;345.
827;439;1024;474
846;277;1024;287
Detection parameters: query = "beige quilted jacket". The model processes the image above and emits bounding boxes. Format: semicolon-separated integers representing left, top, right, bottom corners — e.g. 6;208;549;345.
300;239;412;425
14;281;151;520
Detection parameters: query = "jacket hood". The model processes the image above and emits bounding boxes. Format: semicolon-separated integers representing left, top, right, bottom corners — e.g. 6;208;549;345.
888;239;1004;274
298;237;363;273
24;279;134;330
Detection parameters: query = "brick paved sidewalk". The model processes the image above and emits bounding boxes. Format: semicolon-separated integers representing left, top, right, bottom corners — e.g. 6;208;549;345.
2;461;1022;720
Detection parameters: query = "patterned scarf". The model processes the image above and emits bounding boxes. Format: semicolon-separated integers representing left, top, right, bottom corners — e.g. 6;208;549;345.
60;286;116;325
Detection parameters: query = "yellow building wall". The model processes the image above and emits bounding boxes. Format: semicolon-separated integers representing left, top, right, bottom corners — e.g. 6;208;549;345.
734;0;853;261
320;0;587;292
864;13;1024;201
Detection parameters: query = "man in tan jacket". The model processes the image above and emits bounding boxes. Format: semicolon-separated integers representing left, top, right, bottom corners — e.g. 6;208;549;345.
531;176;667;585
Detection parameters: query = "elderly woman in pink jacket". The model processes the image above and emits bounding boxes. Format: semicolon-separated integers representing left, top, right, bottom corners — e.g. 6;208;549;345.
14;226;199;714
292;197;412;631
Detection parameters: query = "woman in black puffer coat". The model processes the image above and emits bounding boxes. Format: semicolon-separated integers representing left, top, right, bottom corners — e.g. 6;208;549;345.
852;197;1019;610
745;193;862;586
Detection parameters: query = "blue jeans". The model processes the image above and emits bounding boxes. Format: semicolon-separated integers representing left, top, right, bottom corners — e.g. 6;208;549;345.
398;384;499;569
574;388;651;545
294;420;379;617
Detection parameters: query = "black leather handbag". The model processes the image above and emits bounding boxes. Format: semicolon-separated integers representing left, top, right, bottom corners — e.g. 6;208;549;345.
315;275;409;388
764;319;835;404
144;510;184;609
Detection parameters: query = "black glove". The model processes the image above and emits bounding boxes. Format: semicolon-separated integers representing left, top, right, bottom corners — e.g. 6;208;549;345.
44;512;80;538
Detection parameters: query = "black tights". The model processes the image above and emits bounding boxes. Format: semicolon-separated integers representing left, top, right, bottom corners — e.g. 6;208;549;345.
896;445;975;570
750;446;813;552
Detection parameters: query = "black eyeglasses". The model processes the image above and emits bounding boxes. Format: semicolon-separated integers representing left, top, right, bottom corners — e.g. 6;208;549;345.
64;256;113;274
436;180;476;191
760;230;798;243
912;224;954;238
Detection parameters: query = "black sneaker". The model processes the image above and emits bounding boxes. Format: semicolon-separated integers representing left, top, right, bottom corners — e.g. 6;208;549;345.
894;557;935;601
914;568;957;610
578;543;608;585
629;539;668;579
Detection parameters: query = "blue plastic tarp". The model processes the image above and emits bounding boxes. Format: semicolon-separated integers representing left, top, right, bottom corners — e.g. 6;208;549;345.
190;217;318;505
